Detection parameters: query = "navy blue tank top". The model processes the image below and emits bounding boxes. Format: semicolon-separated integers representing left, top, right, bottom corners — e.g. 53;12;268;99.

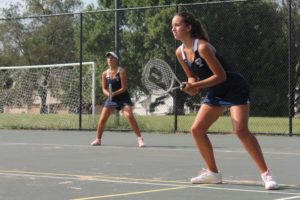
106;67;131;102
181;39;249;99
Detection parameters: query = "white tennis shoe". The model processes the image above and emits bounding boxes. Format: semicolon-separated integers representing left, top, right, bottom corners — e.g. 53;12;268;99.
191;168;222;184
91;139;101;146
137;137;145;147
261;170;279;190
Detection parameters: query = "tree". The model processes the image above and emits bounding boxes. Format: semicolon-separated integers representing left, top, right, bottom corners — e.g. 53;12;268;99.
79;0;292;116
0;0;82;113
81;0;190;114
75;2;115;105
120;1;187;114
187;1;288;116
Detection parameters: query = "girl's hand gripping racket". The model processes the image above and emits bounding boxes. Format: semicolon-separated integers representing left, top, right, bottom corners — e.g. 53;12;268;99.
105;78;118;108
142;59;185;95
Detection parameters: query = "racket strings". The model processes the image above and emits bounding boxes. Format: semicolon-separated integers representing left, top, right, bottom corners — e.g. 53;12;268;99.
142;59;175;95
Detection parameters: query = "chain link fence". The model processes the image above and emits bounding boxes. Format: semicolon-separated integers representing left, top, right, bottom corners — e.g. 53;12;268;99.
0;0;299;135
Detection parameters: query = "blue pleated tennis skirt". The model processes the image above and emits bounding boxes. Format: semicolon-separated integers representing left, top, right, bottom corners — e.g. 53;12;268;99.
202;72;250;106
103;91;133;110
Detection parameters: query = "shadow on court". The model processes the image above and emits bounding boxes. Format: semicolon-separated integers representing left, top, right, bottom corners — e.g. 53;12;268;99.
0;130;299;200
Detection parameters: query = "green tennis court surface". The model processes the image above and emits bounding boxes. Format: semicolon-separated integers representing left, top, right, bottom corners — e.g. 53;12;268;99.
0;130;299;200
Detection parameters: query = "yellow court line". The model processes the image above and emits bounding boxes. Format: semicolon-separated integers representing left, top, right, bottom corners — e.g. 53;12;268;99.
1;169;298;188
1;169;300;198
71;186;188;200
0;169;189;185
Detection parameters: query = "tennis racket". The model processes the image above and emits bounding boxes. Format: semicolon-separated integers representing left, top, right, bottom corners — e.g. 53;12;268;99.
142;59;184;95
104;79;118;108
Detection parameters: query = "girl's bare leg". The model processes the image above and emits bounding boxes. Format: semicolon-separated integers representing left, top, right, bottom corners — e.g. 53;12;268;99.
95;107;113;140
191;104;225;173
229;105;268;173
122;106;142;138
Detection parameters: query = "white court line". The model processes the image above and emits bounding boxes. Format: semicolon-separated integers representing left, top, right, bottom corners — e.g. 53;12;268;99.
71;186;189;200
0;170;300;196
216;149;300;156
274;196;300;200
1;142;300;156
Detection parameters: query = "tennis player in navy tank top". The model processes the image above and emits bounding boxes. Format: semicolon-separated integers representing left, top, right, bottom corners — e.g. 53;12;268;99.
172;12;278;190
91;52;145;148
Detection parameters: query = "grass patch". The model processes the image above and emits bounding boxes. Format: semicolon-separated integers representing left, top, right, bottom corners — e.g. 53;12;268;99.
0;113;299;135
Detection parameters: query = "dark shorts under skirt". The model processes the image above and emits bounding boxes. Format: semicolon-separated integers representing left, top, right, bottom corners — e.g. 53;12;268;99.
103;99;133;110
202;72;250;106
103;91;133;111
202;95;250;106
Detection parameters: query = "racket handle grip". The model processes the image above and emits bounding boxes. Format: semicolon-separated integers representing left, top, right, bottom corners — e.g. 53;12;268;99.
173;84;185;90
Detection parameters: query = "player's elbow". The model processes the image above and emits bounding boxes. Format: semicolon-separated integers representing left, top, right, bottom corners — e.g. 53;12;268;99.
217;72;227;84
103;90;109;96
119;87;127;94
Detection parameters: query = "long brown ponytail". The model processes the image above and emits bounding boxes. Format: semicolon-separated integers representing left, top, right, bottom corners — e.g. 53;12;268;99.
175;12;209;41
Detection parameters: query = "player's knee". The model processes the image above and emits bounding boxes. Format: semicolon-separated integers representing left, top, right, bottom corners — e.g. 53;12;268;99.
122;107;133;117
191;126;206;138
124;112;133;120
233;128;250;139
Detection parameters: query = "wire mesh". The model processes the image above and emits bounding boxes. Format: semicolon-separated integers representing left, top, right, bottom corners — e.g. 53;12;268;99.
0;0;299;134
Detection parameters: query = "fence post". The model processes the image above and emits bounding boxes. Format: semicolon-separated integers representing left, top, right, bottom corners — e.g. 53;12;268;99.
79;12;83;130
114;0;121;126
288;0;294;136
173;4;179;133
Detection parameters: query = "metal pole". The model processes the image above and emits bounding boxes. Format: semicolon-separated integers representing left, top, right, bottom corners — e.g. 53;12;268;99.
288;0;293;136
115;0;120;57
174;4;179;133
114;0;120;125
79;12;83;130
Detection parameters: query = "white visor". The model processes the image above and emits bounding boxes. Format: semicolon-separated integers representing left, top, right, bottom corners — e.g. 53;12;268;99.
105;52;119;60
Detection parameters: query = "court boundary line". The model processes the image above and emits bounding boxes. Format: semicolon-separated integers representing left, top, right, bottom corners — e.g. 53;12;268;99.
1;142;300;156
71;186;189;200
0;169;299;197
273;196;300;200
